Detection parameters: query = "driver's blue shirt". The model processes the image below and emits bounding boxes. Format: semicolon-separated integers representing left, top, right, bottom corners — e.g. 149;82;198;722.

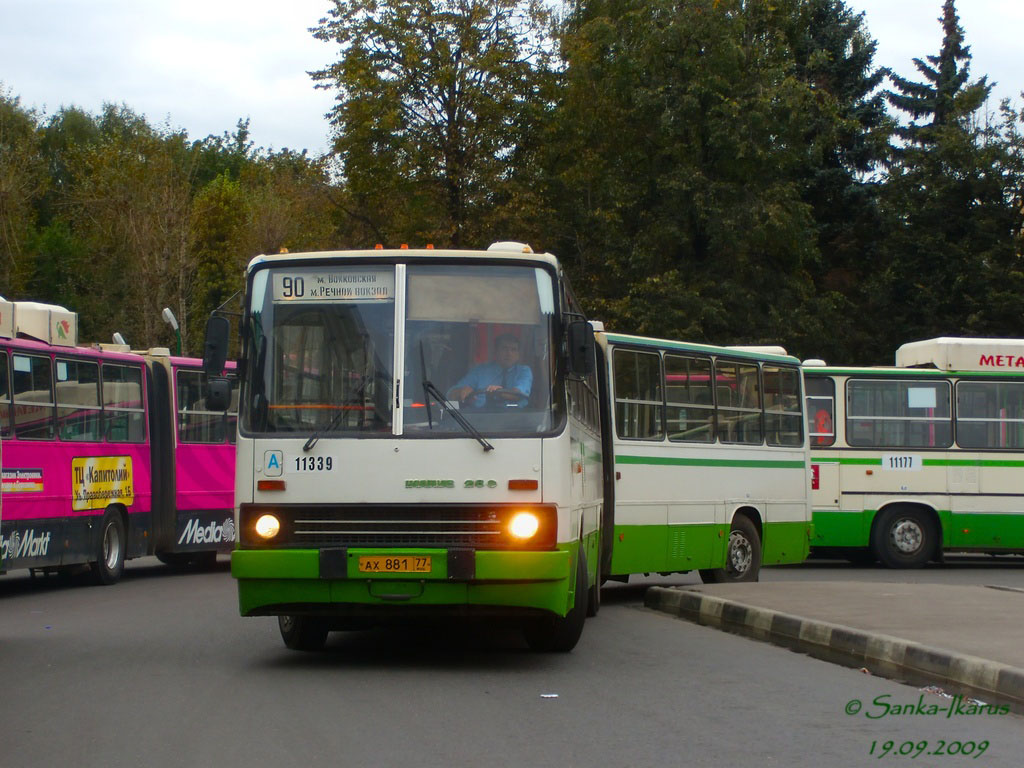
454;363;532;409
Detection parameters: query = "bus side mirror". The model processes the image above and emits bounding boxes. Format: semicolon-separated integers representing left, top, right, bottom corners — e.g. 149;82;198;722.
567;320;595;377
203;315;230;378
206;376;232;412
203;315;231;412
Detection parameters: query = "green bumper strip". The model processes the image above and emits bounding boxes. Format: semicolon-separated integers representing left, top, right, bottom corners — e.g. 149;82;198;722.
232;547;575;617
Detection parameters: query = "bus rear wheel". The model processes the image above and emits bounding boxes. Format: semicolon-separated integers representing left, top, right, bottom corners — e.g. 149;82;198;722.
699;515;761;583
871;507;936;569
279;615;329;651
91;510;126;585
524;550;587;652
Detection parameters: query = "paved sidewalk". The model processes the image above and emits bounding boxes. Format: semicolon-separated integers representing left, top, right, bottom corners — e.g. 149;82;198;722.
645;581;1024;708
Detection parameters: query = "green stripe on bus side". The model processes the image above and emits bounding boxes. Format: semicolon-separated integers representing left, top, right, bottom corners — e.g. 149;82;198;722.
812;509;1024;550
762;521;812;565
608;520;810;576
604;333;798;363
811;509;877;547
616;455;806;469
807;368;1024;379
609;523;724;574
810;456;878;465
810;456;1024;468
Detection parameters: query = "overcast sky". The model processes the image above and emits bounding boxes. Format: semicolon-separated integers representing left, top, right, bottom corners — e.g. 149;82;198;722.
1;1;1021;158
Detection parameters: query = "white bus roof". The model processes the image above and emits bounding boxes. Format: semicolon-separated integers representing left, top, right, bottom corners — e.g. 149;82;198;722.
248;246;560;271
600;332;799;364
0;297;78;347
727;345;789;357
895;337;1024;372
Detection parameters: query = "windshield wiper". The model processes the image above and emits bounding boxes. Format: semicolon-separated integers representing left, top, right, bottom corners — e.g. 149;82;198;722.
422;380;494;452
419;341;434;429
302;405;350;452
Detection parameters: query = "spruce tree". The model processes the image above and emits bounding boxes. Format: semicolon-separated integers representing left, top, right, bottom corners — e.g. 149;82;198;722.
876;0;1022;354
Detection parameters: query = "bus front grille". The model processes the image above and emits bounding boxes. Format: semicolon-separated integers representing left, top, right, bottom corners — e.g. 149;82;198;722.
239;503;554;549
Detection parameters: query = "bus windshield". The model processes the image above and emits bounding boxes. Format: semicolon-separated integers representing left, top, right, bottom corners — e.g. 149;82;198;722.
243;262;558;437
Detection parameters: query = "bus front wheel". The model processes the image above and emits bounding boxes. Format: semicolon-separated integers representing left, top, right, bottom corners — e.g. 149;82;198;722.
524;550;588;652
91;510;125;585
279;615;329;651
699;515;761;583
871;507;936;569
586;551;601;617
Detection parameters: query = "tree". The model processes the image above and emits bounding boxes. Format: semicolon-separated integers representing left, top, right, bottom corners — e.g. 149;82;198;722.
61;105;198;347
0;89;47;296
188;150;338;354
885;0;989;148
550;0;827;349
783;0;892;363
876;0;1022;352
311;0;556;246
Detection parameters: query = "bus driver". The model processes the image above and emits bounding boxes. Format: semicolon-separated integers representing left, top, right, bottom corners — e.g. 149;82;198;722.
449;333;532;409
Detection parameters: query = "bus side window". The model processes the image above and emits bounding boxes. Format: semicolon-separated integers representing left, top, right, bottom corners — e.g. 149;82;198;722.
102;364;146;443
12;354;55;440
178;369;230;443
0;350;11;438
613;348;663;440
56;358;101;442
805;377;836;447
764;365;802;447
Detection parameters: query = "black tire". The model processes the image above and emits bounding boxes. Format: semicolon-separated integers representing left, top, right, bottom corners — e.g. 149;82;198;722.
524;549;588;652
279;615;329;651
843;548;877;566
91;509;126;585
871;506;937;569
699;515;762;584
156;551;219;569
586;546;601;617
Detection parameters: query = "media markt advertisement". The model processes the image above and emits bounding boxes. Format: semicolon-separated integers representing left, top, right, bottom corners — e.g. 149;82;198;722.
72;456;134;511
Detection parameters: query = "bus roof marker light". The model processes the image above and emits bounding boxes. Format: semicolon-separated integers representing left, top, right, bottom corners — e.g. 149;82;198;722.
487;241;533;253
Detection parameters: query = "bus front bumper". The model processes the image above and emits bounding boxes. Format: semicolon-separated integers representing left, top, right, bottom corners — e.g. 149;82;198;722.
231;548;574;618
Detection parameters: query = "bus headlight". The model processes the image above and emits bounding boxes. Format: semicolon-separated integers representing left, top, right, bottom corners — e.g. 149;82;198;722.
254;514;281;540
508;512;540;540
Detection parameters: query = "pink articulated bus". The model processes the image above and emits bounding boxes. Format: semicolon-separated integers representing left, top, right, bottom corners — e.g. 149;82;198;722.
146;351;238;567
0;299;237;583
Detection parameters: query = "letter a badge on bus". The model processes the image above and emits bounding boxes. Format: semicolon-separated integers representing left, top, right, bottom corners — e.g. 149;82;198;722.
265;451;283;477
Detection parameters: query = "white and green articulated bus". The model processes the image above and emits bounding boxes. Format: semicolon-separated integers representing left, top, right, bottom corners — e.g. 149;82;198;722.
805;337;1024;568
595;333;812;584
202;243;812;652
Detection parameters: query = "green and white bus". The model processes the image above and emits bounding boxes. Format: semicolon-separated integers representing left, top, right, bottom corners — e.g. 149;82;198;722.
203;244;812;652
805;337;1024;568
597;333;811;583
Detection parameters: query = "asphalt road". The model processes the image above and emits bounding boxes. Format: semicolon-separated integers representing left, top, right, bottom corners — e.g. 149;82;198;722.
3;557;1023;767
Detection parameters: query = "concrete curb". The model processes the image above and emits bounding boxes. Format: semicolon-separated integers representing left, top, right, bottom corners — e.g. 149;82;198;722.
645;586;1024;710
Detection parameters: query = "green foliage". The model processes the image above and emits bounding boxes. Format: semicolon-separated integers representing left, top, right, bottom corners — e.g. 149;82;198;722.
311;0;557;246
0;89;48;295
549;0;837;351
2;0;1024;368
0;96;339;354
875;0;1023;358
